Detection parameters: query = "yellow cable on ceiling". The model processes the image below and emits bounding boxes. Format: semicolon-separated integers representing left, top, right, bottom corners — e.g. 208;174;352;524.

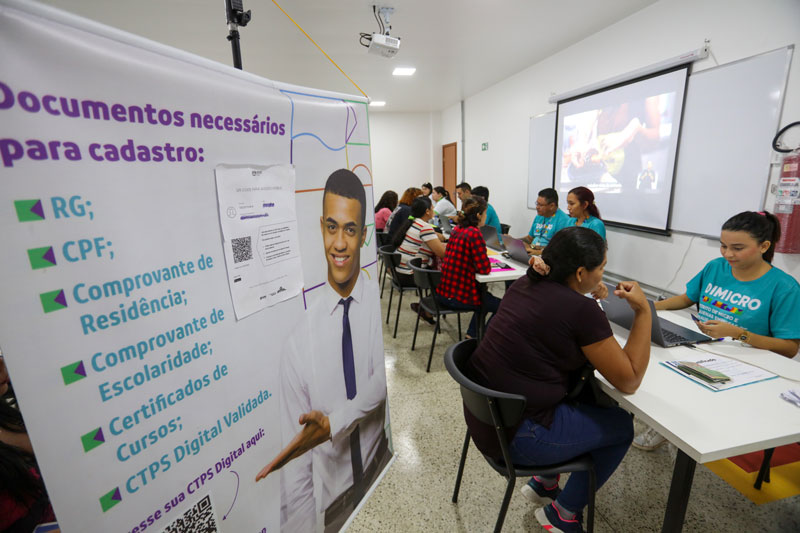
271;0;369;99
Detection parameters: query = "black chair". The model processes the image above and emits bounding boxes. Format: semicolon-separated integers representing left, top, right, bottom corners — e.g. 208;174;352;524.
500;223;511;235
377;245;417;338
408;258;467;372
445;339;596;533
376;231;391;298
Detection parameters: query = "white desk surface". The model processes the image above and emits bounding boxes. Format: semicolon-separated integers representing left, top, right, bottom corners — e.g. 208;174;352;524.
598;309;800;464
475;248;529;283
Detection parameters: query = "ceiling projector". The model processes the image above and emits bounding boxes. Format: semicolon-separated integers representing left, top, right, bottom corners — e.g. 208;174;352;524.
368;33;400;58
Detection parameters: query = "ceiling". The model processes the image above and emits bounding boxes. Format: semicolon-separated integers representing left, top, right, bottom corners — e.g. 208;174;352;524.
38;0;656;112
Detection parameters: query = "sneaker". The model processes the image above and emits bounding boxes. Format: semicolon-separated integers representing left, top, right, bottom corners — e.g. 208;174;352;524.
521;475;561;505
535;503;584;533
410;302;435;325
632;427;667;451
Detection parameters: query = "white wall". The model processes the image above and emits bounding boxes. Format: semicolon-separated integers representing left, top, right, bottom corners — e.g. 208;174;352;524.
369;111;442;200
460;0;800;292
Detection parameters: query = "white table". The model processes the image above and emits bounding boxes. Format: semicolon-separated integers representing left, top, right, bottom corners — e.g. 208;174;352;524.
475;248;529;283
598;309;800;532
473;248;528;337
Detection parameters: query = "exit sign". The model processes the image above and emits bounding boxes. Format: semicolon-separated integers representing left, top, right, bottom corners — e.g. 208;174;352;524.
481;142;488;151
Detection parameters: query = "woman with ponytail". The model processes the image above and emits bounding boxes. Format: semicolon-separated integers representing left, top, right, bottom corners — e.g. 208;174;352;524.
432;186;457;222
393;197;446;283
654;210;799;357
465;227;651;532
435;197;501;338
635;211;800;451
566;186;606;240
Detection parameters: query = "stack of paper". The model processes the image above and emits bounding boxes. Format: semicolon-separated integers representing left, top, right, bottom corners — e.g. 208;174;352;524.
662;354;777;392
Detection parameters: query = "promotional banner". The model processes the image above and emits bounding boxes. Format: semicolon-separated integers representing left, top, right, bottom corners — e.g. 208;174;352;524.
0;2;392;532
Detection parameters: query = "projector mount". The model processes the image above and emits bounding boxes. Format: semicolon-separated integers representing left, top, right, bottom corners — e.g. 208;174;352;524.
359;5;401;58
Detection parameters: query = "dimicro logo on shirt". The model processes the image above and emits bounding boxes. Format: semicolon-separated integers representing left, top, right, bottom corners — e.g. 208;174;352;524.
704;283;762;310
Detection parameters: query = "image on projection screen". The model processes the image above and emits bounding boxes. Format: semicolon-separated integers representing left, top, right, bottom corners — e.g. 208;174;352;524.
554;67;688;232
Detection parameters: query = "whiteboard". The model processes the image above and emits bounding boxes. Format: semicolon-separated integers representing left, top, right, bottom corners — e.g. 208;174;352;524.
526;46;793;236
527;111;556;208
670;46;792;236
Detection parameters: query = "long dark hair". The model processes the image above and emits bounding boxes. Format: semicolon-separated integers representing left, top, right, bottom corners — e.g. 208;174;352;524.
529;226;606;284
722;211;781;263
459;197;487;228
392;197;432;248
375;190;398;213
433;186;450;201
569;186;601;219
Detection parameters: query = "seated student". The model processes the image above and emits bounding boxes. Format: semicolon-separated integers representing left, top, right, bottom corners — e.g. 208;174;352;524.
455;182;471;205
0;356;58;533
466;227;651;533
421;182;433;200
374;190;398;231
392;197;447;324
470;186;503;244
566;186;606;240
634;210;800;451
386;187;423;240
515;187;570;255
435;197;501;338
432;186;457;223
392;197;447;284
452;182;472;225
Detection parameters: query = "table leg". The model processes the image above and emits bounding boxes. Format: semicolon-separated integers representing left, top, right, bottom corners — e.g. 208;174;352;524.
477;284;488;341
661;449;696;533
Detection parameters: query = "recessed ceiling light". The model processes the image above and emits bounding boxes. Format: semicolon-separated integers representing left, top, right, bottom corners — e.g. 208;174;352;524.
370;101;386;107
392;67;416;76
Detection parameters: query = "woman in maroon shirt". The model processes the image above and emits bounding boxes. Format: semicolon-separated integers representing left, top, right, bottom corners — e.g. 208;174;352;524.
0;357;58;533
467;227;651;533
435;197;501;338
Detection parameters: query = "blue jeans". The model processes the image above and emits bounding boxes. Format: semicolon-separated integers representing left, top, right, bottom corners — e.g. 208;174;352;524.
509;403;633;513
435;293;501;338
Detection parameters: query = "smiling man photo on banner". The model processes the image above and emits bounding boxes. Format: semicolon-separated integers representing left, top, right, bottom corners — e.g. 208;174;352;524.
255;169;391;532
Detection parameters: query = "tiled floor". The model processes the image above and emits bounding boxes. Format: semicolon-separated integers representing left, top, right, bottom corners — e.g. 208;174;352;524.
348;284;800;532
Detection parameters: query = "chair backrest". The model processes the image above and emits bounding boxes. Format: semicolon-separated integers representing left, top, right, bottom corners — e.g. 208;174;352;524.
376;230;390;247
444;339;527;429
378;244;402;277
500;223;511;235
408;257;442;291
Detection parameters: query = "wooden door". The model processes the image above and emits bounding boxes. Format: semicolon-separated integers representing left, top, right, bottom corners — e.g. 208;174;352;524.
442;142;457;201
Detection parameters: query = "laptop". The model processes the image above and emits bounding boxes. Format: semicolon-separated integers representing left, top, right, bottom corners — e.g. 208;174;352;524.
480;225;504;250
502;236;530;263
438;215;453;234
600;282;713;347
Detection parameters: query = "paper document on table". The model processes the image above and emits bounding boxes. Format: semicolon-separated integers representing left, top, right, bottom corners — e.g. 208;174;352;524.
215;164;303;320
780;388;800;407
662;354;777;392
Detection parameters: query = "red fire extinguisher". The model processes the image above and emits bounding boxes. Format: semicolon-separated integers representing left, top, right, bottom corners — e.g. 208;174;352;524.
772;122;800;254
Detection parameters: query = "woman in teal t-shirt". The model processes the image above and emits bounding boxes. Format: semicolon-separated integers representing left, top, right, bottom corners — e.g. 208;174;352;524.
656;211;800;358
566;186;606;240
635;210;800;452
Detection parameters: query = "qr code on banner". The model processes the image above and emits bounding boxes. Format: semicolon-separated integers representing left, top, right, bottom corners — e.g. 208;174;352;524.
163;495;218;533
231;236;253;264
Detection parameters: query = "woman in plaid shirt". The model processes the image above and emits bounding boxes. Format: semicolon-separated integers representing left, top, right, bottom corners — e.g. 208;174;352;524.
436;196;502;338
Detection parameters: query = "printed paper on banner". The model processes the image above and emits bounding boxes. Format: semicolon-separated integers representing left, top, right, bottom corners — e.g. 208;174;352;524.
215;164;303;319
